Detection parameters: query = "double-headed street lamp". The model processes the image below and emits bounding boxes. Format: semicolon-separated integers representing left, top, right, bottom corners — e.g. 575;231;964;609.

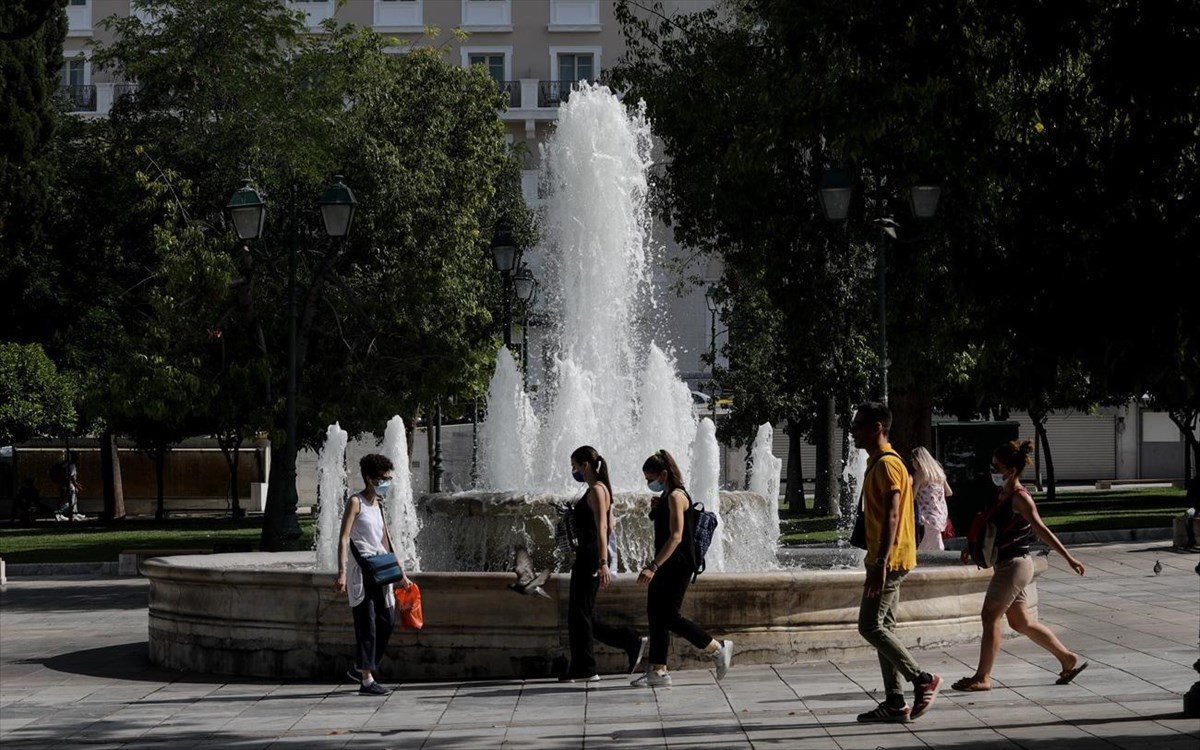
226;174;357;549
490;222;520;349
491;223;537;364
818;169;940;405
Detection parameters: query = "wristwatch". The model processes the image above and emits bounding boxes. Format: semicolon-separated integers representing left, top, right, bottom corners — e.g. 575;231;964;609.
872;557;887;567
645;561;659;572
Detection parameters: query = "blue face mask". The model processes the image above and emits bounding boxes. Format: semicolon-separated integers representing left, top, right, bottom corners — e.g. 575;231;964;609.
572;469;585;483
990;472;1006;487
375;479;393;498
647;480;664;493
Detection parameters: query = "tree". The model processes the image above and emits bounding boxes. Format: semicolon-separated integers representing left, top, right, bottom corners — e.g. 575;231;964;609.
0;342;76;446
0;1;66;336
92;2;528;548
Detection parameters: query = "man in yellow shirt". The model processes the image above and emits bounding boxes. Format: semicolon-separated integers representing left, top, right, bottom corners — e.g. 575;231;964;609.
851;402;941;723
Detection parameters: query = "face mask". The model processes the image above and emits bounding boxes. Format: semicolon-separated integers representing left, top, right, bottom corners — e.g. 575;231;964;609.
990;472;1006;487
375;479;393;498
647;480;664;493
572;470;585;483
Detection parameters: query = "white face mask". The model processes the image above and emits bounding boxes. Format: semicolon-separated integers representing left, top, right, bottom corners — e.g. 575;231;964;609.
990;472;1006;487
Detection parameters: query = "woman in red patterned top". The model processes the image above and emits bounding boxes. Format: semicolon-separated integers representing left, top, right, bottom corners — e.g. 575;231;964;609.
953;440;1088;691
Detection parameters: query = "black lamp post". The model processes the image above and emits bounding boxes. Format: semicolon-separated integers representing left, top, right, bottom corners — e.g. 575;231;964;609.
490;222;521;350
513;264;537;373
705;286;718;420
226;174;357;550
818;170;940;405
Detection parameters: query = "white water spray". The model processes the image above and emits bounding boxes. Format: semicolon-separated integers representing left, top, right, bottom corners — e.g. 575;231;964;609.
689;418;724;571
381;416;420;571
315;423;348;572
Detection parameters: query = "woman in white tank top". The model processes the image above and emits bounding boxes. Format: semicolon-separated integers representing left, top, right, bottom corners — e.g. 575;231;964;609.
335;454;409;695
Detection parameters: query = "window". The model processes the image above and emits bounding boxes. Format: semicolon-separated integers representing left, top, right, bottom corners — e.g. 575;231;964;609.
66;0;91;34
469;53;504;84
289;0;334;27
461;0;510;29
558;53;593;85
374;0;421;29
550;0;600;29
61;59;86;88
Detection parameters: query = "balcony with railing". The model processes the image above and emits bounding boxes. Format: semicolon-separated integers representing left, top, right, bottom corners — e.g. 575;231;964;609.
498;81;520;109
58;85;97;113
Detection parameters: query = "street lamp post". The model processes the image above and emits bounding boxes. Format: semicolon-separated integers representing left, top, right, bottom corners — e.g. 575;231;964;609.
705;286;718;421
226;174;356;550
818;171;940;405
490;223;521;350
513;265;537;373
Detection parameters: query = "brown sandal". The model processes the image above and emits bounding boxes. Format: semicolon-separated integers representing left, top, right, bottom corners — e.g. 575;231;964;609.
951;677;991;692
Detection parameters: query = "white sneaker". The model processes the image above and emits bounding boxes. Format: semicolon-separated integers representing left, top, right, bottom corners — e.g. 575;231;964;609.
558;674;600;683
54;513;68;522
712;640;734;681
72;513;86;521
630;670;672;688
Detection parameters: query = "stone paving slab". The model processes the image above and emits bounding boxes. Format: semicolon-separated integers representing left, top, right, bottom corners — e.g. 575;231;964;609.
2;541;1198;749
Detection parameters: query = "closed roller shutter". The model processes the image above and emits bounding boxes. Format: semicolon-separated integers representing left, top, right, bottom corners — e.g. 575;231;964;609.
1007;412;1115;482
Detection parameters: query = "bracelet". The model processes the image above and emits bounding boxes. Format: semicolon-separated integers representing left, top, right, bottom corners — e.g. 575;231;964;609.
645;561;659;572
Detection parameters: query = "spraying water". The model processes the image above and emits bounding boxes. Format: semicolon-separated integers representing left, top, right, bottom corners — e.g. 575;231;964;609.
689;418;724;571
739;423;783;569
380;416;420;572
478;348;540;491
314;423;348;572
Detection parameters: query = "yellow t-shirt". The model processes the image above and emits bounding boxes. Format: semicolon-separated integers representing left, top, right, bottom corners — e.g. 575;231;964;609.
864;443;918;571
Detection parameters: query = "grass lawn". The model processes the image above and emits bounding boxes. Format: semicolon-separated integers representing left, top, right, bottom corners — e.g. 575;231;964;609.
0;487;1187;561
779;486;1188;544
0;517;316;564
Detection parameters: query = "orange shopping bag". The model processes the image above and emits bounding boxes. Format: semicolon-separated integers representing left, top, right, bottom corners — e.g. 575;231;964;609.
395;581;423;631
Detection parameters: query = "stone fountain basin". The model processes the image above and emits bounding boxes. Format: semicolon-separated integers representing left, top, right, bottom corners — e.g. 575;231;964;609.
143;552;1041;680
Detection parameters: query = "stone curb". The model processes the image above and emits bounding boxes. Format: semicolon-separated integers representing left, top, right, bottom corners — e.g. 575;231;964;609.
1;528;1183;578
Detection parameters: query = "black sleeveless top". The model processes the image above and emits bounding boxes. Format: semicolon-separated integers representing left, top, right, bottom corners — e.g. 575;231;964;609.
573;490;602;569
649;489;695;571
993;488;1034;562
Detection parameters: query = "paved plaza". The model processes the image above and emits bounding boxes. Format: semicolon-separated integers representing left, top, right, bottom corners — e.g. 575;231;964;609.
1;541;1198;749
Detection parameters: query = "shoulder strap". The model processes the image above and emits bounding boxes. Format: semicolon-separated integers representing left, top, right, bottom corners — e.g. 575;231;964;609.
858;450;903;508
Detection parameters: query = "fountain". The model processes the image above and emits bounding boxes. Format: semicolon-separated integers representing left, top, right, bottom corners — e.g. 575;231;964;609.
144;85;1021;680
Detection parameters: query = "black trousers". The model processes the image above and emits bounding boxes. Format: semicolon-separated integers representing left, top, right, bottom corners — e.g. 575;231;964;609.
647;560;712;665
351;577;395;673
567;562;641;677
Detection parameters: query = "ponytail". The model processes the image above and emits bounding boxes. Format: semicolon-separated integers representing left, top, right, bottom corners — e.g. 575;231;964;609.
570;445;613;498
642;448;686;491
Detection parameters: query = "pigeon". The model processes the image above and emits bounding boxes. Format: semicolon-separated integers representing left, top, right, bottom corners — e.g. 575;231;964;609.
508;545;551;599
1153;560;1162;576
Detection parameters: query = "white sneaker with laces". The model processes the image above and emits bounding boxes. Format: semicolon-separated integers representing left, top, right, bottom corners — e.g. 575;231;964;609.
712;640;734;681
54;513;68;522
630;670;672;688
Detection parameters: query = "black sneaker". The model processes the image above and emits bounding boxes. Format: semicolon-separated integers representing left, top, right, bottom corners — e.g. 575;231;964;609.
359;681;391;696
346;668;362;684
856;702;911;723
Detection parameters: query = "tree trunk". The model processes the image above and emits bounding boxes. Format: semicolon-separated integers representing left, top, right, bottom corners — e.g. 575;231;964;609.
261;442;304;551
813;393;839;516
1031;410;1055;501
426;408;436;491
784;417;806;516
153;450;166;521
100;431;125;522
888;385;933;459
218;431;245;519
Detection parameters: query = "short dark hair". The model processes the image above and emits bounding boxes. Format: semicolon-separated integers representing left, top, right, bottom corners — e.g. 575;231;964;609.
360;453;394;481
993;440;1034;473
854;401;892;433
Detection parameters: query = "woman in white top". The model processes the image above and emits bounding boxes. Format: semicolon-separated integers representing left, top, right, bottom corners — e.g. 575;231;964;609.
334;453;410;696
911;447;952;551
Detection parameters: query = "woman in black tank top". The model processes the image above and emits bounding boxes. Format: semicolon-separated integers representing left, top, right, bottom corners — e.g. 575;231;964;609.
632;449;733;688
560;446;647;682
953;440;1089;692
